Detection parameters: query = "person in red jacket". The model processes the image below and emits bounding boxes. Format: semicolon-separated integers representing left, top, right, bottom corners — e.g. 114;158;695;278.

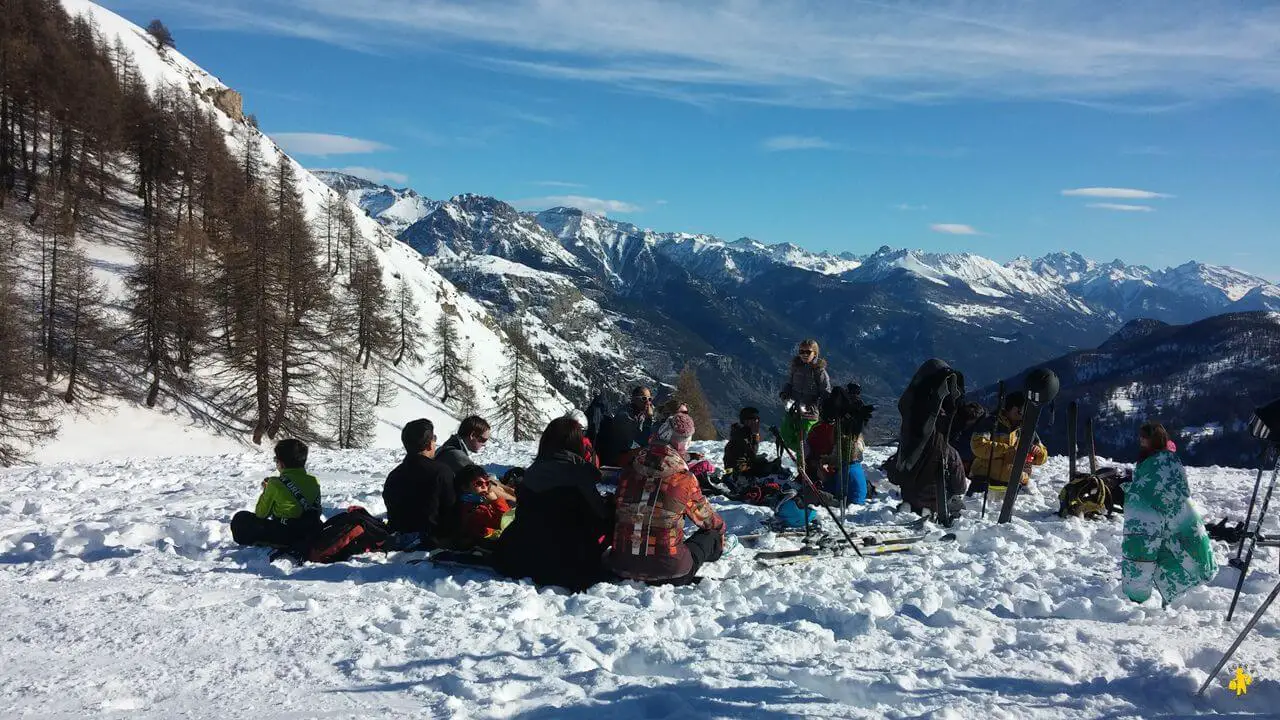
608;412;726;585
454;465;513;548
568;410;601;468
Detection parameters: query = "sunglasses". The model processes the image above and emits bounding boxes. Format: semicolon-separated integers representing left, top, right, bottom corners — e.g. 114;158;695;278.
799;350;815;357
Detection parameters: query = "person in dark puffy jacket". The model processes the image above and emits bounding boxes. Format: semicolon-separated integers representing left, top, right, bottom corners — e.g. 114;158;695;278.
383;419;457;547
779;339;832;453
724;407;775;477
493;417;614;591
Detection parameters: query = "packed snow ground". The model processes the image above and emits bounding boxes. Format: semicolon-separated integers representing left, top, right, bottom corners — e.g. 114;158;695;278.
3;442;1280;719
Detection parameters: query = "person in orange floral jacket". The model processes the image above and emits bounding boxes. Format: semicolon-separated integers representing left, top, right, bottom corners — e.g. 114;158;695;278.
607;412;726;585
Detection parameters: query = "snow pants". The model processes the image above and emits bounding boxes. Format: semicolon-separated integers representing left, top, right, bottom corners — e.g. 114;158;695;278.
231;510;311;549
663;530;725;587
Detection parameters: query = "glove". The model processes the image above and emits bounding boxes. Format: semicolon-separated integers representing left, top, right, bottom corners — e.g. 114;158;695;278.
1026;452;1036;464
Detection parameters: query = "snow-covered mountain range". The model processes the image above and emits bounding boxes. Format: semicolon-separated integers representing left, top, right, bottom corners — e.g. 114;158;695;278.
323;171;1279;433
12;1;570;459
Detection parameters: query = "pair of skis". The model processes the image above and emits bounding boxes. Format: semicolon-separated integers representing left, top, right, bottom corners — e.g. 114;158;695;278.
754;530;957;566
1065;401;1102;479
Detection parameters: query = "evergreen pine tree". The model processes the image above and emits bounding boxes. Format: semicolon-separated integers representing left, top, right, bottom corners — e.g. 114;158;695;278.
492;323;546;441
674;363;718;440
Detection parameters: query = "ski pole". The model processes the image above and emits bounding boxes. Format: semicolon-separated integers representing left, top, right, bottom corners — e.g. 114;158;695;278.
769;425;863;557
979;381;1005;519
938;407;958;528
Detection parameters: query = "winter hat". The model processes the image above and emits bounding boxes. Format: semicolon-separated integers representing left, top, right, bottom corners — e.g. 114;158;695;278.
655;411;696;451
739;407;760;424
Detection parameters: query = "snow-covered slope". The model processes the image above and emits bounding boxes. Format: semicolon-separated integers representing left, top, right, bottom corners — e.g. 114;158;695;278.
1;441;1273;717
48;1;569;453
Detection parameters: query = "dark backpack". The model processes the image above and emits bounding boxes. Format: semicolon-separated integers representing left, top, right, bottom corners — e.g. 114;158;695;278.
585;394;611;445
595;413;635;467
1058;467;1131;519
306;506;395;563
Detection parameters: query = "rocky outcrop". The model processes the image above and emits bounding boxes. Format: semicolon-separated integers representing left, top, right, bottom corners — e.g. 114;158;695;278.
209;88;242;120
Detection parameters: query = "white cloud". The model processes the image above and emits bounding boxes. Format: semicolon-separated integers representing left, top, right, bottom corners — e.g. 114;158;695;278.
931;223;982;235
1061;187;1172;199
167;1;1280;109
514;195;641;215
762;135;836;151
533;180;586;189
1086;202;1154;212
655;199;669;205
333;166;409;185
894;203;928;211
270;132;390;156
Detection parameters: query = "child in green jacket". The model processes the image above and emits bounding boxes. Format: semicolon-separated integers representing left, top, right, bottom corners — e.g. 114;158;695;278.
230;439;322;548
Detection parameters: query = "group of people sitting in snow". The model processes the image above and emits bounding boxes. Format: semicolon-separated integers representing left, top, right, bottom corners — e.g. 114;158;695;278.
231;405;728;590
229;336;1219;607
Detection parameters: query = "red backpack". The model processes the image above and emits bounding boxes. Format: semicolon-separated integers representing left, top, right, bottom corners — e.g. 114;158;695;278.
306;506;395;563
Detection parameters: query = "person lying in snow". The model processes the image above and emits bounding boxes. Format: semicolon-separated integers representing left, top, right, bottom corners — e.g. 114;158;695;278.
230;439;322;549
454;465;514;549
778;338;832;453
493;416;614;592
608;412;727;586
967;391;1048;494
1122;422;1217;607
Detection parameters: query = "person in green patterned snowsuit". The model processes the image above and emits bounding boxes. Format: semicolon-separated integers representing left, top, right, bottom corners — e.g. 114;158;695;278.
1122;422;1217;606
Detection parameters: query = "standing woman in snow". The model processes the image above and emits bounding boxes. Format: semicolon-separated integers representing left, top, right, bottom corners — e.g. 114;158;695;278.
1121;422;1217;607
779;339;832;453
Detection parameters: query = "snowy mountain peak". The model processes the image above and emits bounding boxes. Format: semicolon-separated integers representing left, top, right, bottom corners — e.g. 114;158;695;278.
313;170;437;235
1155;260;1266;303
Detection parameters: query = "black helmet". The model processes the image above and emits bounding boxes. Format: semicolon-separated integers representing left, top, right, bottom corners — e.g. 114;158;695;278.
1024;368;1059;404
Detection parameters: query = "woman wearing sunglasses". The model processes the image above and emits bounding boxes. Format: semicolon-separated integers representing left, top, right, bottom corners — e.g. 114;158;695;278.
779;339;831;453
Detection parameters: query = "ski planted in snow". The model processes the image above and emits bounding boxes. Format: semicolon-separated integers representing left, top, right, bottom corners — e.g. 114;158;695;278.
979;380;1006;519
997;368;1059;524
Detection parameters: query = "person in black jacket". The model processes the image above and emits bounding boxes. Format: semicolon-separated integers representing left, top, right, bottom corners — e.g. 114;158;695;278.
494;416;614;591
723;407;776;478
383;418;457;547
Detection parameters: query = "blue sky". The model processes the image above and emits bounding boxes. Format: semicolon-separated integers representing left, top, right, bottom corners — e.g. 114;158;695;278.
101;0;1280;279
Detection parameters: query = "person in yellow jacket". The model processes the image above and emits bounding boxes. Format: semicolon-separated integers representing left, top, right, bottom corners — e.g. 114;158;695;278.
968;391;1048;493
230;439;322;548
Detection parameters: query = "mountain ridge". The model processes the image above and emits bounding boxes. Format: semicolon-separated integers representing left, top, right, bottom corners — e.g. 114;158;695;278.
323;170;1277;322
